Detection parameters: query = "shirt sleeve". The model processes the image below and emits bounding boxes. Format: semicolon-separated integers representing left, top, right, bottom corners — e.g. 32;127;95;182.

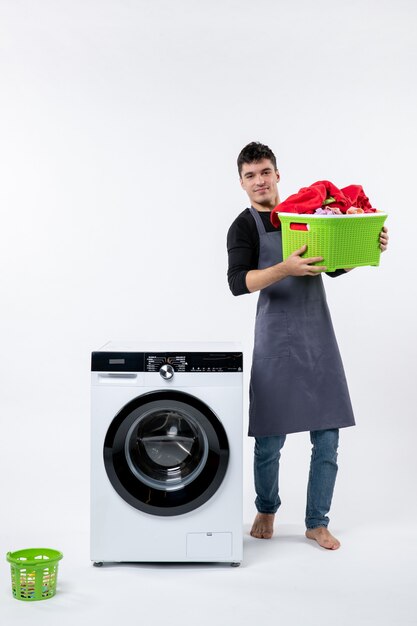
325;269;348;278
227;214;259;296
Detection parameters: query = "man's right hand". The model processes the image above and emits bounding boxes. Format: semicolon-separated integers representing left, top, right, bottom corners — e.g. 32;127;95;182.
282;244;326;276
245;244;326;293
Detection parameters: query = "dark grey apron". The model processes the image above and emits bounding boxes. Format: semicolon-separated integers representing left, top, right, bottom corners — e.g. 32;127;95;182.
248;207;355;436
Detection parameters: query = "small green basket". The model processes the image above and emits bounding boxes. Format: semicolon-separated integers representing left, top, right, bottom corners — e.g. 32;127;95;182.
278;212;388;272
7;548;63;601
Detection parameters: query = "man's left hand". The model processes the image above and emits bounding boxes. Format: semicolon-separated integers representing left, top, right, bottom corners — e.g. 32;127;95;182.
380;226;389;252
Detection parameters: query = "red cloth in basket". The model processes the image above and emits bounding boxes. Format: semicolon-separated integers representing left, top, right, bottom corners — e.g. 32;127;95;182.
270;180;376;227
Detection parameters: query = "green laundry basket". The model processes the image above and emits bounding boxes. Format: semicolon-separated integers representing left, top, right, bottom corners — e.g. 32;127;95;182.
7;548;63;601
278;212;388;272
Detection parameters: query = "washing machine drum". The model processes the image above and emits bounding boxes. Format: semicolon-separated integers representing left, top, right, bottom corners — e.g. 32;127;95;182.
104;390;229;516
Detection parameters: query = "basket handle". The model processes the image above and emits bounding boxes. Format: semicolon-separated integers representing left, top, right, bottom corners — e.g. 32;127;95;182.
290;222;309;231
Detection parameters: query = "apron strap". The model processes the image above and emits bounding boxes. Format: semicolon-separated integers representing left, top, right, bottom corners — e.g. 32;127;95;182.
249;206;267;236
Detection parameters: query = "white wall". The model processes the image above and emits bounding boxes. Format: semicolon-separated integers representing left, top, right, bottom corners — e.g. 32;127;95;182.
0;0;415;536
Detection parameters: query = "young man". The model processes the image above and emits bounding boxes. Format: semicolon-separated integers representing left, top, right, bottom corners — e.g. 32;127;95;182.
227;142;389;549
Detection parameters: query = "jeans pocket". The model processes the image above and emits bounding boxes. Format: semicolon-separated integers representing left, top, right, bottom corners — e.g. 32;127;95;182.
253;311;290;358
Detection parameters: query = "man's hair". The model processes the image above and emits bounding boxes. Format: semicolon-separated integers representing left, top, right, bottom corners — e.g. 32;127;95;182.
237;142;278;177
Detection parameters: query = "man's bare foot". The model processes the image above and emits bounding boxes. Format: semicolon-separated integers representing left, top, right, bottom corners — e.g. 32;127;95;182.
250;513;275;539
305;527;340;550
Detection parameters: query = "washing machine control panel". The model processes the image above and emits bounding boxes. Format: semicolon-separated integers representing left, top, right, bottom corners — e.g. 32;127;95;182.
146;353;242;373
91;351;242;372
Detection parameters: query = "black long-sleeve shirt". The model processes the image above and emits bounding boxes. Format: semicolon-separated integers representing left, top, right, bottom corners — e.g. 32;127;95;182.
227;208;345;296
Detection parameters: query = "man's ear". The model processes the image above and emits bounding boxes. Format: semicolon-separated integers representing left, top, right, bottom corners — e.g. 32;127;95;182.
276;171;280;183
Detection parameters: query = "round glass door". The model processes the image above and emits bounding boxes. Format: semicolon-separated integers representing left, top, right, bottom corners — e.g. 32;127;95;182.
125;408;209;491
104;390;229;516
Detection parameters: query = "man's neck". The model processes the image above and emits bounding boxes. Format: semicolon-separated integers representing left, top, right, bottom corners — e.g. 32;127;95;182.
251;197;280;213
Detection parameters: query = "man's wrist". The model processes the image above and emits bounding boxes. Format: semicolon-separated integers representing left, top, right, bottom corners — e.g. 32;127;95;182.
274;261;288;280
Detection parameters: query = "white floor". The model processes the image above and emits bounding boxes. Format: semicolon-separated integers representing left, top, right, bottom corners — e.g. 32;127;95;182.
1;521;416;626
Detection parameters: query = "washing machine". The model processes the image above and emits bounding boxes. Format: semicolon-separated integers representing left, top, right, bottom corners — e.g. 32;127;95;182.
90;341;243;566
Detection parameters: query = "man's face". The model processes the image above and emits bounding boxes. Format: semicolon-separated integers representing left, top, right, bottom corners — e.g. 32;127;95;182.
240;159;280;210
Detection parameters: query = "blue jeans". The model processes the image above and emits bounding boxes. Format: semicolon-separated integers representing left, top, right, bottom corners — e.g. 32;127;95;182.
254;429;339;529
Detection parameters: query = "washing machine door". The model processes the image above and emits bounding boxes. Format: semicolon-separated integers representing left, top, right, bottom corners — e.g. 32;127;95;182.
104;390;229;516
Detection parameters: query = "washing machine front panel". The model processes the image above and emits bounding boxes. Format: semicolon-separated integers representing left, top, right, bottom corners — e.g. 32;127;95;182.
104;390;229;516
91;343;243;563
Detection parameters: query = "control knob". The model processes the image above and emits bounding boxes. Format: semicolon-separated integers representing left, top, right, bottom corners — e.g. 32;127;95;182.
159;364;174;380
